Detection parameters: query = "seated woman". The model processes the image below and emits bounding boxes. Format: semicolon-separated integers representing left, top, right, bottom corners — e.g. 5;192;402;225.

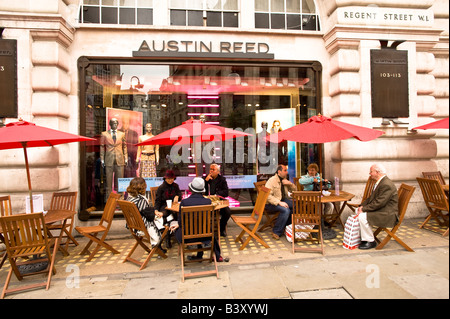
155;170;182;221
299;163;330;191
126;177;165;248
299;163;333;216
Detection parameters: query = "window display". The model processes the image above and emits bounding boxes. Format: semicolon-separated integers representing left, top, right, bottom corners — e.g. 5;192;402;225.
80;61;320;214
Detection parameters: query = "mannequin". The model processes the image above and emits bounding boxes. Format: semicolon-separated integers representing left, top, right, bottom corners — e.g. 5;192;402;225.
100;118;128;195
136;123;159;177
257;121;271;174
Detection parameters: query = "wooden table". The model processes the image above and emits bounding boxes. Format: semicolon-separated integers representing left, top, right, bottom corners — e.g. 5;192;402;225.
44;209;76;256
321;190;355;227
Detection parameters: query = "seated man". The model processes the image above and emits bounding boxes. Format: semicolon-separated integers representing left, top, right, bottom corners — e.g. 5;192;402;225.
356;163;399;250
204;164;231;236
264;164;297;239
169;177;228;262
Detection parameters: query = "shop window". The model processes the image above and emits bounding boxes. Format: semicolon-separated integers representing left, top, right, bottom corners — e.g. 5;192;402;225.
78;0;153;25
79;60;320;214
255;0;320;31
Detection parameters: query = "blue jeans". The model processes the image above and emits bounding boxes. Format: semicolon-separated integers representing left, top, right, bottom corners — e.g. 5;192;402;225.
265;199;293;236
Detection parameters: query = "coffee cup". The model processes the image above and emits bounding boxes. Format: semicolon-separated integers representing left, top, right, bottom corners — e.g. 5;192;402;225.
166;199;172;208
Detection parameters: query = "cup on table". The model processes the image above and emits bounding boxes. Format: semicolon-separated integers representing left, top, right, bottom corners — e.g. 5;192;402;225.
166;199;172;208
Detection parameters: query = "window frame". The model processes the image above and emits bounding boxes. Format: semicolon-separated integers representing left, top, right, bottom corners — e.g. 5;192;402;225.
254;0;320;31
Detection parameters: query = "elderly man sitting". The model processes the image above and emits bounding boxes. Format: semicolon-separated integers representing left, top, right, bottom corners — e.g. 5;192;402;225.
355;163;399;250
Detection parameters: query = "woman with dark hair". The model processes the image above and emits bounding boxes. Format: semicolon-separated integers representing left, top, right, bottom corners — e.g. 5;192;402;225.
126;177;164;247
155;170;182;219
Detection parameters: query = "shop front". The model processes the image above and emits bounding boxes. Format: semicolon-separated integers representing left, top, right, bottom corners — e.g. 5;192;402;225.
78;49;323;213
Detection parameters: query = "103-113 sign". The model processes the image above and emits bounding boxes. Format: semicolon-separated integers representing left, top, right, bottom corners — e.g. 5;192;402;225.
379;72;402;78
370;49;409;118
0;39;18;118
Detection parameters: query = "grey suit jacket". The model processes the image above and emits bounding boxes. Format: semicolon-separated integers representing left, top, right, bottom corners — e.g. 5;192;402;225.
361;176;398;228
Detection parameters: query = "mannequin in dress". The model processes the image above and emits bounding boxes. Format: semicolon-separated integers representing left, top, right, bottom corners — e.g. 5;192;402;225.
136;123;159;177
100;118;128;195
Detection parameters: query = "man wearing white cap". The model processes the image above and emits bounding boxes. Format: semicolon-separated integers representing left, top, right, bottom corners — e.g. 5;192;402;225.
169;177;228;262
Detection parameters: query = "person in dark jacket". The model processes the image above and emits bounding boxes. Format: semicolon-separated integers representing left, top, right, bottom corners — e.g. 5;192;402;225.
169;177;228;262
204;164;231;236
155;169;182;219
356;163;399;250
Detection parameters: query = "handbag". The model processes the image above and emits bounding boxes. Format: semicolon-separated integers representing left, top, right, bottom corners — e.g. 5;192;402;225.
313;180;332;191
342;214;361;250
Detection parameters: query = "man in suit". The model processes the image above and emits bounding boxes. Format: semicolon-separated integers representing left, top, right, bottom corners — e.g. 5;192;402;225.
169;177;228;262
100;118;128;195
204;164;231;236
356;163;398;249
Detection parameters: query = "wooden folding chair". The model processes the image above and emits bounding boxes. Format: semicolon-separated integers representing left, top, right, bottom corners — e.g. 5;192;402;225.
293;177;304;191
291;191;324;254
0;195;12;217
117;200;169;270
232;186;271;250
373;183;416;251
416;177;449;236
149;186;158;206
422;171;446;186
46;191;78;252
75;193;121;261
0;213;59;299
179;205;218;282
0;195;13;269
254;181;279;232
346;177;377;212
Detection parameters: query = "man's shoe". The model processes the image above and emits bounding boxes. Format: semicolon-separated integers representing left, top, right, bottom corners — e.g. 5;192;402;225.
271;232;280;240
358;241;377;250
187;255;203;262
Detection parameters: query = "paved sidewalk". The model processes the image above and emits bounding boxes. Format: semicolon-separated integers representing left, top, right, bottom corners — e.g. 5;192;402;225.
1;218;448;300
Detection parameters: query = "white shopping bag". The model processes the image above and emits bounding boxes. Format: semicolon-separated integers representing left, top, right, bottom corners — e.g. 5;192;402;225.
285;223;314;242
342;214;361;250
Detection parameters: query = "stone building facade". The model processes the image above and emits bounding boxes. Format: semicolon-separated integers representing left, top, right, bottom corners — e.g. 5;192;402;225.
0;0;448;219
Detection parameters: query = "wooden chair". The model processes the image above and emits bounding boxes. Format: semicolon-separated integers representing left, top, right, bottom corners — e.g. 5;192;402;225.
149;186;159;206
293;177;304;191
291;191;324;254
231;186;271;250
75;193;121;261
0;195;13;269
254;181;278;232
422;171;446;185
46;191;78;252
179;204;218;282
117;200;169;270
373;183;416;251
0;213;59;299
346;177;377;212
0;195;12;217
416;177;449;236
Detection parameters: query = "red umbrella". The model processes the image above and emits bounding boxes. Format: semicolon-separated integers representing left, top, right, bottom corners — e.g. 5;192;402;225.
0;119;95;212
266;114;384;184
412;117;449;130
136;118;251;146
267;114;384;144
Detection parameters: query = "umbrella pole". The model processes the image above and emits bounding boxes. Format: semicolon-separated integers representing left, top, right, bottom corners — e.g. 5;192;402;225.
21;142;34;213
